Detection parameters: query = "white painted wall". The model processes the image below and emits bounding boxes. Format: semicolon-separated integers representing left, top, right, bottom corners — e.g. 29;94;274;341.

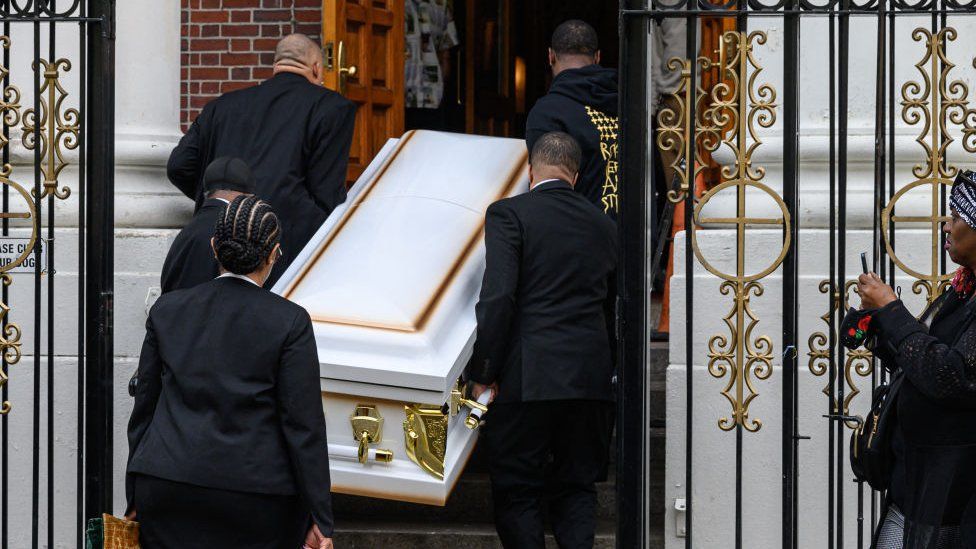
663;14;976;549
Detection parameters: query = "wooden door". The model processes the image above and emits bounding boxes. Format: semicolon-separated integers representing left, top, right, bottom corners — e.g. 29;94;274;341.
464;0;516;136
322;0;404;183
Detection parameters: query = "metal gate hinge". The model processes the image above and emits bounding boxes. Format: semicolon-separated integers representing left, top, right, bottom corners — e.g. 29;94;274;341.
100;291;113;335
101;1;117;40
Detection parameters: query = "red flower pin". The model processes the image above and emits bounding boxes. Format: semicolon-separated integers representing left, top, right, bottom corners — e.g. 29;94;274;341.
857;315;872;331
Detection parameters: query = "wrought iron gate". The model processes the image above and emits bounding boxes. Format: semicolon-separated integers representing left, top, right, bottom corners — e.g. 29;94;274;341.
617;0;976;547
0;1;115;548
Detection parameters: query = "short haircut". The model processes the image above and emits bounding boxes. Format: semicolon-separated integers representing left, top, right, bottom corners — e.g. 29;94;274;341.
530;132;582;175
274;34;322;67
551;20;599;57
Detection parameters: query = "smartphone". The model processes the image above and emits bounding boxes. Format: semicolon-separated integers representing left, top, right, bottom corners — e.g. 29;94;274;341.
861;252;869;274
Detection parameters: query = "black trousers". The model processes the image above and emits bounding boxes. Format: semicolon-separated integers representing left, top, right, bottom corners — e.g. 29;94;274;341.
482;399;614;549
133;474;308;549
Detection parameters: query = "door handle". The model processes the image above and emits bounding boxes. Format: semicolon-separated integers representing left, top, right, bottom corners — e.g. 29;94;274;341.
337;40;358;94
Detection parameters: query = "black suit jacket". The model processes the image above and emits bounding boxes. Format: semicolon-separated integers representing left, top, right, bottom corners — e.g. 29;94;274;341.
159;198;224;294
465;179;619;403
167;73;356;285
126;277;334;535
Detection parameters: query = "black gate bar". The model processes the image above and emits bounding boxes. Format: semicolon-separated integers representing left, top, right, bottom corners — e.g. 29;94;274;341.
617;1;650;547
84;0;115;526
782;0;801;545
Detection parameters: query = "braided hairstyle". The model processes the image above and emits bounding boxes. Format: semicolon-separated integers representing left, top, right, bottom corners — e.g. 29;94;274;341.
213;195;281;275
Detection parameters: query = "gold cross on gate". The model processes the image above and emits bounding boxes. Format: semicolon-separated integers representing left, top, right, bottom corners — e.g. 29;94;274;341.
881;177;953;304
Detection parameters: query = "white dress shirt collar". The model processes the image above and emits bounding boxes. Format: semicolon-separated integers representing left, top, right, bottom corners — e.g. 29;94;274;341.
530;178;562;191
217;272;260;286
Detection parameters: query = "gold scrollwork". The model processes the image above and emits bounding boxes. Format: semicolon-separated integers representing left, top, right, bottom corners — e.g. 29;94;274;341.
708;280;774;432
0;36;28;415
22;58;79;201
807;280;874;429
0;169;39;414
883;27;976;305
403;403;448;480
656;55;724;204
0;37;20;158
665;31;787;432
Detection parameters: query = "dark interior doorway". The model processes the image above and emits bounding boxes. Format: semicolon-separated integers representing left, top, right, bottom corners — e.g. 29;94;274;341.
416;0;619;139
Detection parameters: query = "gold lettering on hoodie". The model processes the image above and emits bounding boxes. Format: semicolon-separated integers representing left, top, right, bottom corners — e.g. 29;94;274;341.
585;105;619;215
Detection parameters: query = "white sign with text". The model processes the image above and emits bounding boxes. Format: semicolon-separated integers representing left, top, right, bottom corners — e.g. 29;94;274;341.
0;238;45;273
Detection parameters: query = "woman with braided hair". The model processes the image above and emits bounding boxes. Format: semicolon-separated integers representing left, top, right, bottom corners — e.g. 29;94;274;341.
125;195;334;549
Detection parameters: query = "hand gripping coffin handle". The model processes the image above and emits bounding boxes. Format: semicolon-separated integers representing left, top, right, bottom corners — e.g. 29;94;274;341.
464;390;493;429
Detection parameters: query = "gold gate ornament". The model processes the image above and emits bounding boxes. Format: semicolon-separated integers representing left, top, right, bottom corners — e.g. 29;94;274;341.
22;58;79;201
883;27;976;304
658;30;788;433
807;280;874;429
0;35;35;415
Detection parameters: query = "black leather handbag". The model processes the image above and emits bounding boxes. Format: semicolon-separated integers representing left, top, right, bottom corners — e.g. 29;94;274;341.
850;371;902;492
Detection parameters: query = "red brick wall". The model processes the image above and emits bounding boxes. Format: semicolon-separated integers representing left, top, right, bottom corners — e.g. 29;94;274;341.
181;0;323;130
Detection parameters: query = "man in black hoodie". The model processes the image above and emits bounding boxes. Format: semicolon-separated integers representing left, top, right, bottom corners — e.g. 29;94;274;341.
526;20;619;219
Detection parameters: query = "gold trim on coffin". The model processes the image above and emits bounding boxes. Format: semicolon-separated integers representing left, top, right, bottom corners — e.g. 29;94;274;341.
882;27;976;305
403;403;448;480
282;131;529;333
657;31;787;433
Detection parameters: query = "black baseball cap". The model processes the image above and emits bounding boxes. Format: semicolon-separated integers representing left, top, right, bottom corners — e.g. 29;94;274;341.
203;157;256;195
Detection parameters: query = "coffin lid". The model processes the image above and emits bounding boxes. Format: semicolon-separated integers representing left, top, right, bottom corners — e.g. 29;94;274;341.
273;131;529;403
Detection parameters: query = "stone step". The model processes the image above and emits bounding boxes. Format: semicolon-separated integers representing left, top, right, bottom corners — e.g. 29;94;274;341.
334;450;666;525
334;474;623;524
333;519;666;548
649;379;667;428
649;341;669;378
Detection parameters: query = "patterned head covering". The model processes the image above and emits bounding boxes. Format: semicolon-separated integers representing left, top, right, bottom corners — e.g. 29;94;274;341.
950;169;976;229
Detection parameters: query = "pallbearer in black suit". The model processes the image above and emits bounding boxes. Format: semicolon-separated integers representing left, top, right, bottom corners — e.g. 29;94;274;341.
127;196;334;549
167;33;356;286
159;157;255;294
466;132;619;549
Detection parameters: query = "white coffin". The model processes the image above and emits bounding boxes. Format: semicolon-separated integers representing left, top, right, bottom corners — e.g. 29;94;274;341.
273;130;529;505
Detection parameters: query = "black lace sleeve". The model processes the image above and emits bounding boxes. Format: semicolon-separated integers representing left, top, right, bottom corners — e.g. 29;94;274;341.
872;299;976;407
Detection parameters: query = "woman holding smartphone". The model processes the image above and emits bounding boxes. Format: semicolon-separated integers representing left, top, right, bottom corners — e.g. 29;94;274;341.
857;170;976;548
125;195;334;549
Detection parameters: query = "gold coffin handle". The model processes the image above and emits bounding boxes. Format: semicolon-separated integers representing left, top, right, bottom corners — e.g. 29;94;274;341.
449;382;491;430
357;430;370;464
337;40;358;95
350;404;384;465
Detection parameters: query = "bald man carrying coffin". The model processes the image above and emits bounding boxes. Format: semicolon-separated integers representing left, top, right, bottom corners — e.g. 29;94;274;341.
167;34;356;286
